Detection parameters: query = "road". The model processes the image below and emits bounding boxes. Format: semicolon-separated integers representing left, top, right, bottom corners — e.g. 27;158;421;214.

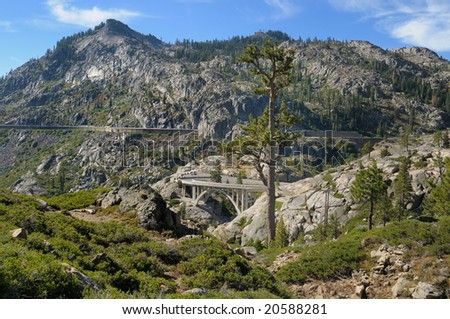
180;176;267;191
0;125;197;134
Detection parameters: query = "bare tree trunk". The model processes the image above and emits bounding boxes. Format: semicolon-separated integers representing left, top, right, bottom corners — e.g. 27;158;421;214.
267;89;276;244
267;163;276;244
324;187;330;230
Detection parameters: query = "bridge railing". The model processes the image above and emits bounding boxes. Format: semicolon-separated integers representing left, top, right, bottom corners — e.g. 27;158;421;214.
180;179;267;191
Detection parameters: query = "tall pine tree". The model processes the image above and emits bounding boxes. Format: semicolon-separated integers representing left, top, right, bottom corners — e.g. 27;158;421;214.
210;160;222;183
236;40;295;245
425;157;450;217
393;157;413;221
274;217;289;248
351;160;387;230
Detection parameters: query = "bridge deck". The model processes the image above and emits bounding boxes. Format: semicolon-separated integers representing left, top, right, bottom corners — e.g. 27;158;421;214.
0;125;197;134
180;179;267;191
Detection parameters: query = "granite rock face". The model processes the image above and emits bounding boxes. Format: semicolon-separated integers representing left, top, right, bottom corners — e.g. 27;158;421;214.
100;186;180;230
214;137;450;245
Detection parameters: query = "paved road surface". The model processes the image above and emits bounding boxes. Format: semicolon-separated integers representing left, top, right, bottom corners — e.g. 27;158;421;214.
0;125;196;134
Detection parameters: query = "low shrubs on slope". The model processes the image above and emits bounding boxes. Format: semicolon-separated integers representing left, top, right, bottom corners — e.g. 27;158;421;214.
276;217;450;285
0;189;287;299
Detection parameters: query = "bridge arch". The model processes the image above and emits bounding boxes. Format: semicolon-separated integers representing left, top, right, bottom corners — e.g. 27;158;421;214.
194;189;242;214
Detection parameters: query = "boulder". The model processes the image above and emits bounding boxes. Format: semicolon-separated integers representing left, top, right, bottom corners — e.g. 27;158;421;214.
159;182;182;200
377;254;391;267
183;288;207;296
62;263;102;292
183;205;232;228
391;277;414;298
355;285;366;299
239;197;269;246
12;228;27;239
214;195;268;245
412;282;445;299
213;218;244;244
101;187;180;230
35;198;49;211
234;246;258;259
100;190;122;208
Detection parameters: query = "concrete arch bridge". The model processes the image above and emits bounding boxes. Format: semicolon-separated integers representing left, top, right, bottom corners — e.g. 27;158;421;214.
180;179;267;214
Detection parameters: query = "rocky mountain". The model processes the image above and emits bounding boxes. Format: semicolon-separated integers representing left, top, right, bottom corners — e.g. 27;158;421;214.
0;19;449;138
0;19;449;196
0;19;267;138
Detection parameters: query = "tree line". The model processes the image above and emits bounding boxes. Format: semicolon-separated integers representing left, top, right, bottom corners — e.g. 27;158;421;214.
351;155;450;231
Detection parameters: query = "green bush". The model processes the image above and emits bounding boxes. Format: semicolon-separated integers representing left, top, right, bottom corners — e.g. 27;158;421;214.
139;276;177;297
110;270;140;293
413;159;426;168
277;217;450;285
431;217;450;255
45;188;110;210
0;243;82;298
0;190;17;205
178;237;287;297
370;218;450;255
273;218;289;248
380;147;390;158
276;233;366;284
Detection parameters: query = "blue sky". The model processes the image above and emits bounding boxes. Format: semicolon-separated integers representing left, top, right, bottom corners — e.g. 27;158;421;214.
1;0;449;76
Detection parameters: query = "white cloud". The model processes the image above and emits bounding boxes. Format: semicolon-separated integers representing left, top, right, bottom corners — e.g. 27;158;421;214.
47;0;141;28
389;14;450;51
0;20;14;32
329;0;450;51
264;0;301;20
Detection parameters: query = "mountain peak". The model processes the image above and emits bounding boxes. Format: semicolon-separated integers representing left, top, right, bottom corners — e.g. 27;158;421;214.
94;19;163;47
103;19;133;34
390;47;447;66
95;19;140;39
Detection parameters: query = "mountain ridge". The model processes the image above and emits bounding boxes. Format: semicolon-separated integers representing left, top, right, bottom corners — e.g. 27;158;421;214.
0;19;449;138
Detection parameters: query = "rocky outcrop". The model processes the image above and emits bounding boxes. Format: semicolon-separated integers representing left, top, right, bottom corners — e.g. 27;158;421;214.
9;171;45;196
62;263;102;292
99;187;180;230
287;243;449;299
215;135;450;246
412;282;446;299
390;47;449;69
391;277;415;298
214;195;268;245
